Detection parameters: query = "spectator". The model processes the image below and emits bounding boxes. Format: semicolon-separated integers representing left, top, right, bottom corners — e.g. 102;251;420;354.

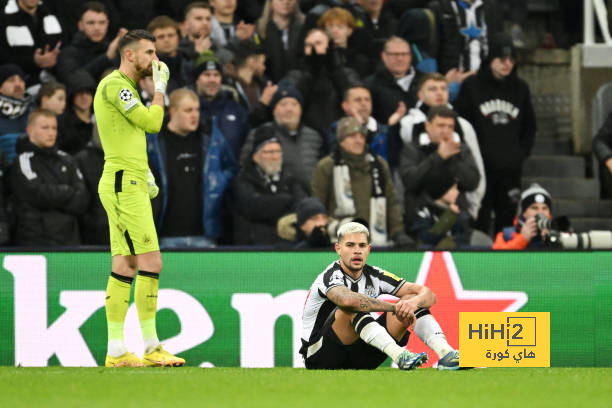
147;88;236;247
359;0;397;60
55;2;126;86
178;1;232;68
298;0;369;47
0;148;9;245
0;0;62;85
317;7;371;77
44;0;119;44
10;108;88;245
193;52;248;159
455;33;535;235
228;40;276;127
74;129;108;245
255;0;305;83
409;166;471;249
147;15;188;93
0;63;34;162
327;84;405;164
58;71;96;154
240;85;324;189
428;0;502;77
399;73;485;220
492;183;553;250
38;81;66;115
311;116;411;247
277;196;333;248
284;28;359;137
366;36;423;124
107;0;162;31
233;131;307;245
593;111;612;198
210;0;255;47
398;106;480;226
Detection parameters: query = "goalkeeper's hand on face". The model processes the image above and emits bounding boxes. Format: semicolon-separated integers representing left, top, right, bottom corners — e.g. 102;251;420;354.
151;60;169;94
147;168;159;199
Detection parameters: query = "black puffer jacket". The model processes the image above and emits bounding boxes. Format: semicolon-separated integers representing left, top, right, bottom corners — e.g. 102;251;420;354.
74;141;108;245
10;137;88;245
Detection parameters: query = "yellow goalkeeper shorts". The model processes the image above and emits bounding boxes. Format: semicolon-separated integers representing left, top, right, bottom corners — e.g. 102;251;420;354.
98;169;159;256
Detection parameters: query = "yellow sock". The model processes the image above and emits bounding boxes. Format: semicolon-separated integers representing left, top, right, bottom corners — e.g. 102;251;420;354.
135;271;160;353
105;273;133;356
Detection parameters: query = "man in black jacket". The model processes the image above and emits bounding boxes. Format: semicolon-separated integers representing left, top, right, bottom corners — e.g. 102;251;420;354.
454;33;536;235
10;108;88;245
366;36;423;124
233;131;307;245
56;1;126;85
399;106;480;226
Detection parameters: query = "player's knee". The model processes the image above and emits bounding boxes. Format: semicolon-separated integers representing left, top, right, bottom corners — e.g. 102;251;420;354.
334;308;356;324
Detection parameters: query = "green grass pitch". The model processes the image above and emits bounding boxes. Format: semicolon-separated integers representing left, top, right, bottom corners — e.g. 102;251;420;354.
1;367;610;407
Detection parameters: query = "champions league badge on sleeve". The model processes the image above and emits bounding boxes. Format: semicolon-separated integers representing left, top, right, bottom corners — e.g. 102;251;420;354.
119;88;138;111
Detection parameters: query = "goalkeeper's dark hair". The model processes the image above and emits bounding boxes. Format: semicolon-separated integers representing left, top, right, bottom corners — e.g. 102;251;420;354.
118;29;156;55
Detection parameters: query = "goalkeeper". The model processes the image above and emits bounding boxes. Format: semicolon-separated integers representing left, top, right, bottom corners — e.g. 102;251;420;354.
94;29;184;367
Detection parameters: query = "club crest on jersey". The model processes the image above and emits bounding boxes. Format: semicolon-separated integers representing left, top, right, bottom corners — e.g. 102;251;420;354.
365;285;377;298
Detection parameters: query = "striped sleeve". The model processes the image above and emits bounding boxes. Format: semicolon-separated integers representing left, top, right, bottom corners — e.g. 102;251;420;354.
321;264;345;295
372;266;406;296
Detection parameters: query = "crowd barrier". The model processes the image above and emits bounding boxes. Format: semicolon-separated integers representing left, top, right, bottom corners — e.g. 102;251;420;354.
0;250;610;367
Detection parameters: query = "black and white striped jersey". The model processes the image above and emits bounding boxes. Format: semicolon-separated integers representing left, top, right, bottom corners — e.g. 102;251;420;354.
300;260;406;354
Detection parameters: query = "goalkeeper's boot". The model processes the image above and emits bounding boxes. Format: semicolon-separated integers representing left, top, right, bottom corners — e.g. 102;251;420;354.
142;345;185;367
105;352;144;367
397;350;428;370
437;350;473;370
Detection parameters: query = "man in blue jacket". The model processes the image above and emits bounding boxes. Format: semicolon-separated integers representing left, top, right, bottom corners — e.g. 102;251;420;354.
147;87;236;248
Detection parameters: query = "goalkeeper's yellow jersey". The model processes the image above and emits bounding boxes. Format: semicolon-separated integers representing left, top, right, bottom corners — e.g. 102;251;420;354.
93;70;164;178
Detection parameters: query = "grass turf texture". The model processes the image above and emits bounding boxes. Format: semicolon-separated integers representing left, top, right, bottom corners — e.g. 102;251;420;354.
1;367;610;407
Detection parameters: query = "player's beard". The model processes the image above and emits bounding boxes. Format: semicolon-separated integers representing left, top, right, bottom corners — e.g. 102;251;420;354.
135;57;153;79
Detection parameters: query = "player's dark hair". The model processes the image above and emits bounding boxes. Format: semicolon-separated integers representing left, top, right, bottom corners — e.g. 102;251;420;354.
118;29;156;55
81;1;107;17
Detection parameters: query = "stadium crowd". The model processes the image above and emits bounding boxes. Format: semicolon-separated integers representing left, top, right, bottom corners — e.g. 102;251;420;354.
0;0;581;249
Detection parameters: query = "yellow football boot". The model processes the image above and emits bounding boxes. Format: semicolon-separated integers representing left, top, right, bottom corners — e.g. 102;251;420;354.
105;351;144;367
142;345;185;367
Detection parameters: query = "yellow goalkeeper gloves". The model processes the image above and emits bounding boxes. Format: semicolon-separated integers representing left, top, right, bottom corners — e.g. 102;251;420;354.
151;60;169;94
